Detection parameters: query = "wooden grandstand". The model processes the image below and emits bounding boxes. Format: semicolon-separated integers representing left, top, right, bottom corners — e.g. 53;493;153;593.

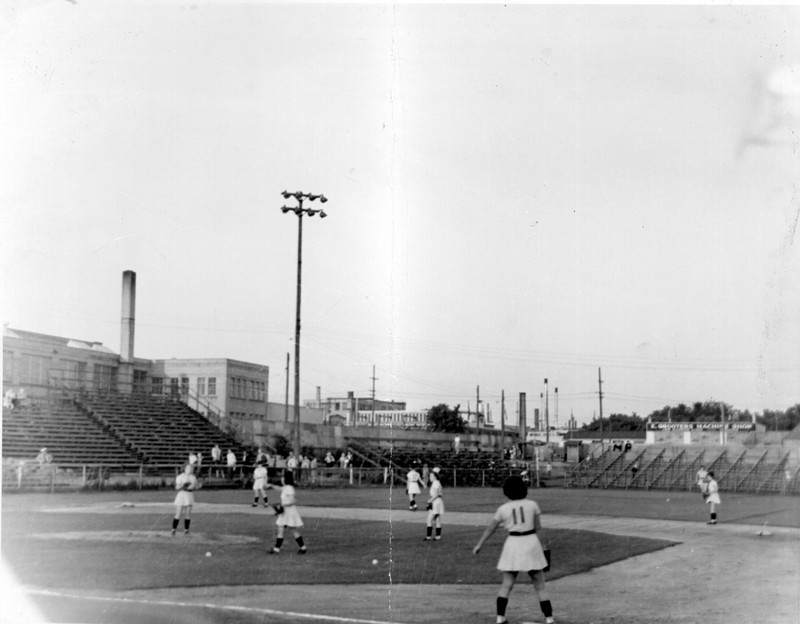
568;443;800;495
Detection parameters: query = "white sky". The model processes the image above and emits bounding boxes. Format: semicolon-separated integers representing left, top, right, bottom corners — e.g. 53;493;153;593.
2;2;799;425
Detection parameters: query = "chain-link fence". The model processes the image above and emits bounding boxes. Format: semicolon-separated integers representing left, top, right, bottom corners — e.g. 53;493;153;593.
2;462;562;493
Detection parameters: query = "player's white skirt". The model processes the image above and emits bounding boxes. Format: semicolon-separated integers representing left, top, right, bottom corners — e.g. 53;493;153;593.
430;497;444;515
408;481;421;496
276;504;304;528
253;478;267;491
706;492;721;505
497;533;548;572
174;490;194;507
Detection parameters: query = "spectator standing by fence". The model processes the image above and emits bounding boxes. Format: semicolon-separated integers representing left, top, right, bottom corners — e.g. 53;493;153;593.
4;388;16;410
286;451;298;474
226;449;237;479
211;444;221;477
324;452;335;477
36;448;53;466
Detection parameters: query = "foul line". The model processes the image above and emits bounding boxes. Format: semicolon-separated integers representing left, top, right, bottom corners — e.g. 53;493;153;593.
27;588;411;624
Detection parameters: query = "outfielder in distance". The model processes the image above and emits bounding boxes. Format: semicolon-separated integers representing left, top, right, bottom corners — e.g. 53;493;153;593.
473;475;556;624
406;464;422;510
705;471;721;525
423;467;444;541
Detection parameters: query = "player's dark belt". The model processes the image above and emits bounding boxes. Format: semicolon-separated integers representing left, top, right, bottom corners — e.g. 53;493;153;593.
509;529;536;536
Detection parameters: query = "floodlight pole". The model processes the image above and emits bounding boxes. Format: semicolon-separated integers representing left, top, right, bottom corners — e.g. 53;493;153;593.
544;378;549;444
281;191;328;458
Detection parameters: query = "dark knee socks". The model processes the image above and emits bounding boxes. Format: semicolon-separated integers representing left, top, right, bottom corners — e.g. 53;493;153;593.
496;596;508;617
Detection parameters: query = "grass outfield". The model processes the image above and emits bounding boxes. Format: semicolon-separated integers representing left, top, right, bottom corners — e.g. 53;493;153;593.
2;499;675;590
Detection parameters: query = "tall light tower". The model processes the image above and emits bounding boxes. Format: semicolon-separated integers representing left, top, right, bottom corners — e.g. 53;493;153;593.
280;190;328;457
544;378;549;443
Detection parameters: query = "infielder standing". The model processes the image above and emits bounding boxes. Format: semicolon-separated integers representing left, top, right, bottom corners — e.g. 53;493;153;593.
705;471;721;524
424;467;444;541
252;460;269;507
406;464;422;510
696;465;709;500
172;464;197;536
473;475;555;624
267;469;307;554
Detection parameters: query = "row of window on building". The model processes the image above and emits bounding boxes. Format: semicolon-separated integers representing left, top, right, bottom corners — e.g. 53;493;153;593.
3;353;268;403
354;410;427;426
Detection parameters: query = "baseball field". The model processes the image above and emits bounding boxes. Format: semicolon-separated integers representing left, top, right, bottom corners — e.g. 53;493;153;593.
2;485;799;624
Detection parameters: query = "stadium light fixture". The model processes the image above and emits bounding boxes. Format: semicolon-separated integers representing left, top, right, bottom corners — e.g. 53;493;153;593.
279;190;329;458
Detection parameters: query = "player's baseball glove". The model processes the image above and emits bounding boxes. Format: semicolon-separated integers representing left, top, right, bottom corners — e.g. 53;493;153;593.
272;503;285;515
425;502;433;511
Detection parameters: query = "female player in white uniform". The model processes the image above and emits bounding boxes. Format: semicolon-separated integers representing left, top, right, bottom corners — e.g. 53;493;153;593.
424;467;444;540
172;464;197;535
473;475;556;624
267;469;307;554
696;465;709;500
705;471;721;524
406;466;422;510
252;461;269;507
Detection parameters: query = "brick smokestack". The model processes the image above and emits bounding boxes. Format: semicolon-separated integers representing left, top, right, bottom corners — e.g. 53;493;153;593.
120;270;136;363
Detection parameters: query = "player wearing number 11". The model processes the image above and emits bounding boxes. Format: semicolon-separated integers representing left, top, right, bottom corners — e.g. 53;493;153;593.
473;475;556;624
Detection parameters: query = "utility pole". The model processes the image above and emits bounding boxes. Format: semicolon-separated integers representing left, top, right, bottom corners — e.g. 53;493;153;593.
540;393;544;431
284;352;290;422
371;365;378;426
544;378;549;443
500;389;506;461
721;402;727;445
554;387;559;430
476;385;481;429
598;367;604;450
519;392;527;460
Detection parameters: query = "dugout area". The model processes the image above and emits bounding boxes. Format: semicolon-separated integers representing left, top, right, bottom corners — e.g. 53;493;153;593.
2;487;799;624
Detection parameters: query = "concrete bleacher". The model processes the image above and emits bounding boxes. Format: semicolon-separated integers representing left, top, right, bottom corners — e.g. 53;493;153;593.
76;393;249;466
2;394;250;470
2;401;141;464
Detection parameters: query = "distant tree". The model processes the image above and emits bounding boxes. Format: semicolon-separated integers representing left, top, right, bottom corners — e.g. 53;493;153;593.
427;403;466;433
272;435;291;458
647;401;740;423
758;404;800;432
580;413;645;432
